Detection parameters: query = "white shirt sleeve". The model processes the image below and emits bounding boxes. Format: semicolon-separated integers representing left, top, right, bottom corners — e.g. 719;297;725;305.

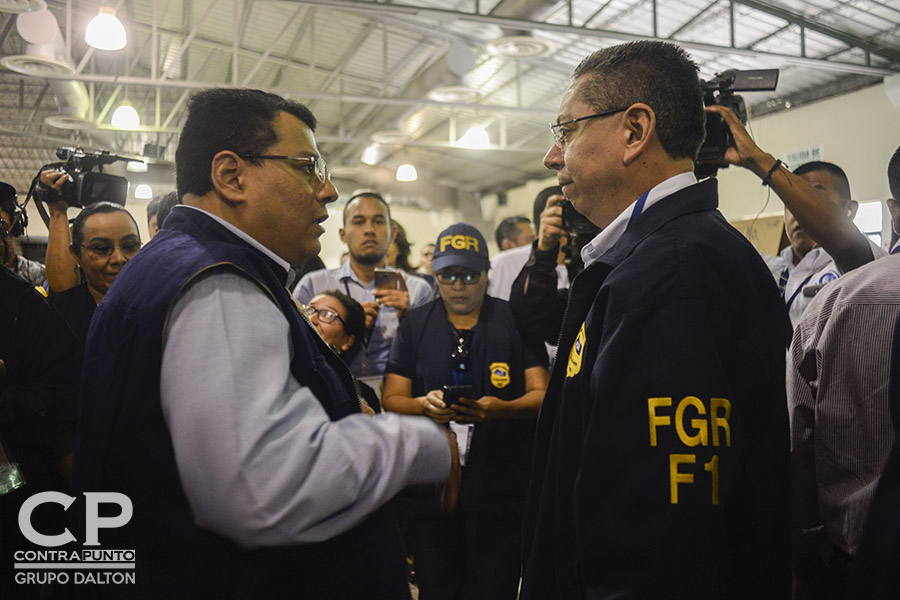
160;270;450;548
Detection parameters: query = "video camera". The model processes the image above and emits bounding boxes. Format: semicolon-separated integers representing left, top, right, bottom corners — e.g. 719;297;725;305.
695;69;779;179
37;146;131;208
560;199;601;278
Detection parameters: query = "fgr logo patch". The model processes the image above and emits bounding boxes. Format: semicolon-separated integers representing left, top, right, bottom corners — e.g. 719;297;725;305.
12;492;136;587
489;362;510;388
567;323;587;378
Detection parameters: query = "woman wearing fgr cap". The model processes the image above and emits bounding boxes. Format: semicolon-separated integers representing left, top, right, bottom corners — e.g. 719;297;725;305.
383;223;549;600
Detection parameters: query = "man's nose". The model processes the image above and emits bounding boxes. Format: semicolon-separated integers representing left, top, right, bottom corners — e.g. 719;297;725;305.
318;179;339;205
544;143;563;171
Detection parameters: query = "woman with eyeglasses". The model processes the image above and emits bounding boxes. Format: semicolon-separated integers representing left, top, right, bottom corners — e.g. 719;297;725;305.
382;223;549;600
48;202;142;343
306;290;381;413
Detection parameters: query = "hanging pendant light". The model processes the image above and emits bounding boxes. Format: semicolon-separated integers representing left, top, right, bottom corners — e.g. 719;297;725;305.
111;102;140;129
85;7;127;51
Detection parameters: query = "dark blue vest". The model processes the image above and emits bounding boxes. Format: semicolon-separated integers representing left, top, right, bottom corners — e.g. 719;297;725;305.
73;207;410;599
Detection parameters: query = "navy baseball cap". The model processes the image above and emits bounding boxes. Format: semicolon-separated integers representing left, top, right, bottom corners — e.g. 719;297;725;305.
433;223;490;273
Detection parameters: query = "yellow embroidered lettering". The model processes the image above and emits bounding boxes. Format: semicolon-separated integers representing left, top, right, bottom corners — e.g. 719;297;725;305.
647;398;672;447
669;454;695;504
710;398;731;447
675;396;708;447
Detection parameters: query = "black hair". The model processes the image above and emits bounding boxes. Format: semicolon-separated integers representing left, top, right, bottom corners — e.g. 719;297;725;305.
71;202;140;255
342;191;392;226
155;191;180;230
793;161;852;204
175;88;317;198
533;186;563;227
321;289;365;351
390;220;416;272
495;216;531;249
572;41;705;161
146;196;162;224
888;146;900;201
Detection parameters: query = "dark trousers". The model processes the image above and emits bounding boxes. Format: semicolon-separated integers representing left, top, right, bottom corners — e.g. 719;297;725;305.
408;511;522;600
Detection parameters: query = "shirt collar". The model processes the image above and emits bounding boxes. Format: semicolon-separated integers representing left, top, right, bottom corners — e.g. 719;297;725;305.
337;258;395;287
179;205;294;286
581;171;698;267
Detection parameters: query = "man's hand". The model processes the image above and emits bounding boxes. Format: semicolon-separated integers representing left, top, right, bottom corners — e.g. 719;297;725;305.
538;193;567;252
421;389;455;424
451;395;504;424
373;287;410;319
438;428;461;513
360;301;380;331
703;105;775;178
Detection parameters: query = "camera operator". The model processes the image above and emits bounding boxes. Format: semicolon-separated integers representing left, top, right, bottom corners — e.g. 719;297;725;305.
38;169;81;294
507;188;578;346
0;182;46;289
707;105;885;329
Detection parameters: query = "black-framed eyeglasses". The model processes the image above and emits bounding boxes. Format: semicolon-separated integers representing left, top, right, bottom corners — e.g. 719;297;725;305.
436;270;482;285
241;154;331;184
80;240;142;257
304;304;344;325
549;108;627;147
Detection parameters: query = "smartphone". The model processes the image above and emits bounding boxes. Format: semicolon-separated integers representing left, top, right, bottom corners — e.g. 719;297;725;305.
442;385;473;408
374;268;400;290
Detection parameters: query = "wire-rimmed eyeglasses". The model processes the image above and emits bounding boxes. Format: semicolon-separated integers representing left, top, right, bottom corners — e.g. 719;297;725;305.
241;154;331;184
548;107;627;147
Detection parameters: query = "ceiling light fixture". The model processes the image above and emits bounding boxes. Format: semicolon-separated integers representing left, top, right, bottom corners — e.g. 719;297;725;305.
134;184;153;199
85;7;127;51
396;163;417;182
111;102;140;129
457;127;490;149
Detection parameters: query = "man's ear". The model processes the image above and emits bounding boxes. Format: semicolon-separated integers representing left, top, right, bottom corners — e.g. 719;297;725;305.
887;198;900;233
847;199;859;220
338;227;347;244
209;151;245;203
501;239;514;251
621;103;655;166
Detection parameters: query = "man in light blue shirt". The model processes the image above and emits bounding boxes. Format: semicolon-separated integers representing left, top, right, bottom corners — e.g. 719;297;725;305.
294;191;434;378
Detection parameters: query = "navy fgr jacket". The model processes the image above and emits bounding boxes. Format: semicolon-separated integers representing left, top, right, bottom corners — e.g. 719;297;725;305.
520;179;791;599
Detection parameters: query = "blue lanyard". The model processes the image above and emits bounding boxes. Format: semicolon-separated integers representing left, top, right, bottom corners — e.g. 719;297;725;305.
627;190;650;228
784;272;815;313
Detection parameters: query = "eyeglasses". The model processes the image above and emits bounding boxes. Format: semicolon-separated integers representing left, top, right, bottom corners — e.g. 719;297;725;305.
549;108;627;147
80;240;142;257
241;154;331;184
436;270;482;285
304;304;344;325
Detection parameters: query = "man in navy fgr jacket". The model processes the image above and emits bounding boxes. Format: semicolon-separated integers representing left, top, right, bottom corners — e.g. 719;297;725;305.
520;41;790;599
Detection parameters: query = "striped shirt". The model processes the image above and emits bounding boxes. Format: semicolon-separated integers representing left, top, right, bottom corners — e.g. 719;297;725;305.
788;253;900;555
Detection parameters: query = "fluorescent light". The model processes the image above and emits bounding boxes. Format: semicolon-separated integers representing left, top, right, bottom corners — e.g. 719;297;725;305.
134;184;153;199
361;145;380;166
111;103;140;129
85;7;127;51
457;127;490;149
126;160;148;173
396;163;417;182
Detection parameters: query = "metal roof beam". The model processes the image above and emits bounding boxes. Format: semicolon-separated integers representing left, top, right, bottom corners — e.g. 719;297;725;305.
287;0;898;74
734;0;900;63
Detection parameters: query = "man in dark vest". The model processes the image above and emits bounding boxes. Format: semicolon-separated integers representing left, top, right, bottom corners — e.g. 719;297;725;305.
73;88;456;599
520;41;790;599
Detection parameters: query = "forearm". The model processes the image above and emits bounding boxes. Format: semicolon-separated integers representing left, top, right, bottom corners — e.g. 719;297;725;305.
45;206;79;293
750;153;872;272
382;392;426;416
491;389;544;420
510;244;565;344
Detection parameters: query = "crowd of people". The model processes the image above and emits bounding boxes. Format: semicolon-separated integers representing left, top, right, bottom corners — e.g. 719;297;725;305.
0;38;899;600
